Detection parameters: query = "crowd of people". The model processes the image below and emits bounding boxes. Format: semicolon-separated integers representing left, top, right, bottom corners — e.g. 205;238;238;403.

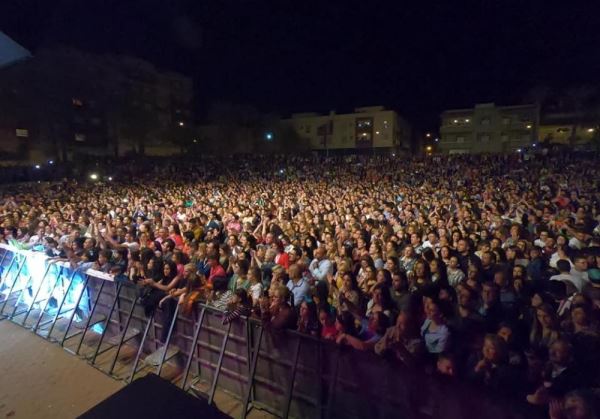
1;151;600;419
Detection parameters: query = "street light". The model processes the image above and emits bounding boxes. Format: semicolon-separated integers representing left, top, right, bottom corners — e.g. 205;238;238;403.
178;121;184;127
34;164;40;169
425;133;431;138
90;173;98;180
108;176;113;181
587;128;595;133
526;124;532;129
265;132;274;141
426;146;432;152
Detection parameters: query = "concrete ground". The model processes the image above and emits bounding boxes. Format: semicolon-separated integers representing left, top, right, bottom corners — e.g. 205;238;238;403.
0;320;123;418
0;319;276;419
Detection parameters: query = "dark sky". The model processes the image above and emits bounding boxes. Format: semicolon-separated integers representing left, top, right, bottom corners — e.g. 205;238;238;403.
1;0;599;129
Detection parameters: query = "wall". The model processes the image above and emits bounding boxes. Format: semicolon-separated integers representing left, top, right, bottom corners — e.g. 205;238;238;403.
286;107;411;151
439;103;538;154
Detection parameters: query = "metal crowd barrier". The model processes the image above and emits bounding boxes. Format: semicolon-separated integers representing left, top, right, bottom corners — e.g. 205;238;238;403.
0;244;529;419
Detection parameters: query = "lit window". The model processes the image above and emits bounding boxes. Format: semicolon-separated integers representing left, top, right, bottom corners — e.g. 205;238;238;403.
16;129;29;138
72;98;83;107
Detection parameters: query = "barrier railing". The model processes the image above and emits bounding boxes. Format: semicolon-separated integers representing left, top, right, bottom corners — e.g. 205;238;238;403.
0;244;529;419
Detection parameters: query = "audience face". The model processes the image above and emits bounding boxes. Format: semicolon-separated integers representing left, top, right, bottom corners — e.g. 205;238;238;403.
574;257;588;272
481;284;498;306
437;357;455;377
549;340;571;366
482;336;503;364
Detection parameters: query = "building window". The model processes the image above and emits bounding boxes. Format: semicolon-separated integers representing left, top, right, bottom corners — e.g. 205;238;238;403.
356;118;372;129
479;134;490;143
305;125;311;134
16;129;29;138
501;134;509;142
457;136;465;143
75;133;86;142
502;117;510;125
355;117;374;148
480;118;491;126
72;98;83;107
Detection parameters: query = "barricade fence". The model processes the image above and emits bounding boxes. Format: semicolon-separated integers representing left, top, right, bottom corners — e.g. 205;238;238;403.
0;244;530;419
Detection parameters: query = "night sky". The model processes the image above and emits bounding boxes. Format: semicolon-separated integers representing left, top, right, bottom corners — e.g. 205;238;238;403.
1;0;599;129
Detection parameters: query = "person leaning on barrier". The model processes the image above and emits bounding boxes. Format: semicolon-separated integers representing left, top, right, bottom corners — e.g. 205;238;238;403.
208;275;233;311
259;285;297;330
159;263;196;311
223;288;252;324
139;260;180;317
336;310;390;351
297;298;320;337
374;310;423;366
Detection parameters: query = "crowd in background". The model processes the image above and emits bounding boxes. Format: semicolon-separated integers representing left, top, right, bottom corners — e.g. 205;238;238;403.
1;151;600;419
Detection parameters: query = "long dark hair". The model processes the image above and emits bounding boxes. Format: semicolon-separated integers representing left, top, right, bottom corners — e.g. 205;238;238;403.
336;311;358;337
161;260;178;283
303;236;318;259
372;282;395;313
147;257;164;281
234;288;252;309
301;299;319;323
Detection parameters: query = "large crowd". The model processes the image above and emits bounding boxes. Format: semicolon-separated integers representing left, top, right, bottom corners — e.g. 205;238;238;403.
1;151;600;419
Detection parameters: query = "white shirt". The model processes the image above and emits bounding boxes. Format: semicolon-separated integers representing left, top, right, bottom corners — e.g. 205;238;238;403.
308;258;333;282
569;237;585;250
569;269;589;292
549;253;573;270
249;282;263;302
550;273;584;292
